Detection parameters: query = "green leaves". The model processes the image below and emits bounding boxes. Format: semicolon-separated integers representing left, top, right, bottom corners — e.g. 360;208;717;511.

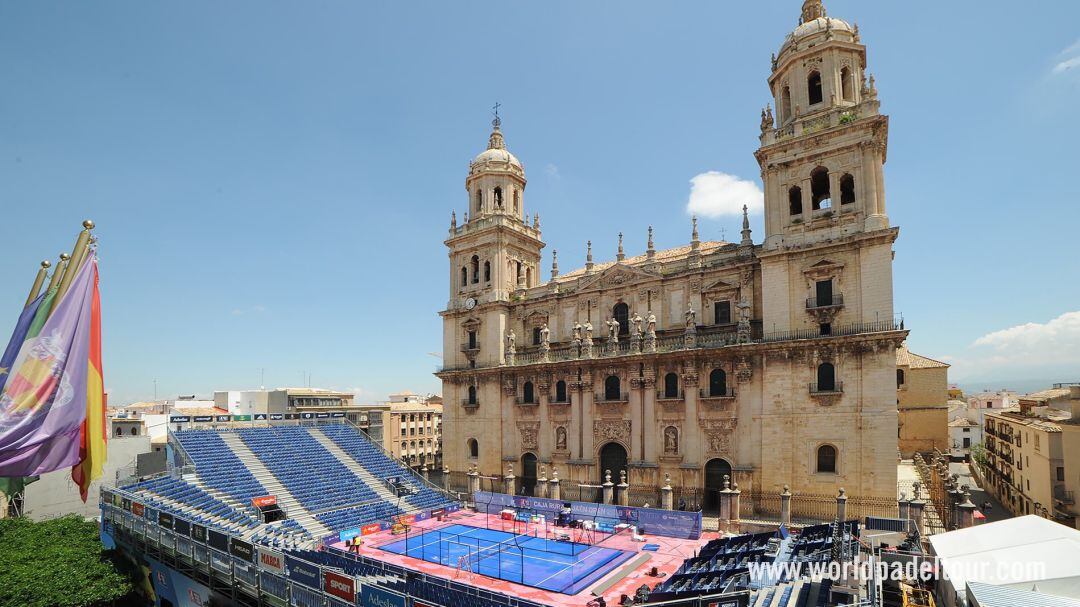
0;516;136;607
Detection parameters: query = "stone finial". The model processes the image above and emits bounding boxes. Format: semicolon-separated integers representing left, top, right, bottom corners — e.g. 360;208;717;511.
868;74;878;98
551;250;559;279
782;484;791;496
722;474;730;491
552;468;559;481
586;241;594;272
663;473;671;487
450;210;457;229
604;469;612;484
617;232;625;261
691;215;699;243
647;226;655;251
619;469;627;484
740;204;752;246
800;0;824;24
838;487;847;499
507;464;514;476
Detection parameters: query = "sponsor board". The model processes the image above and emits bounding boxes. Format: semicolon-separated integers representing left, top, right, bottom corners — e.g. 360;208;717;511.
193;415;213;422
207;529;229;552
251;495;277;508
315;412;330;419
131;502;144;516
301;412;314;419
269;413;284;420
191;524;207;544
215;415;231;422
431;508;446;518
158;512;174;530
360;584;407;607
233;415;252;421
339;528;361;543
330;412;345;418
284;413;300;420
230;538;255;562
169;415;191;423
254;414;267;420
361;523;382;536
285;555;321;589
323;571;355;601
257;547;285;574
173;519;190;537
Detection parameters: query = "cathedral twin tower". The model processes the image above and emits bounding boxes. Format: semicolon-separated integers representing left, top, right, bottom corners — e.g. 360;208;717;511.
437;0;903;518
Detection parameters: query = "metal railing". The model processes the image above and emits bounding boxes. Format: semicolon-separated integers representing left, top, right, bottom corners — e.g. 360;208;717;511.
809;382;843;394
699;387;736;399
806;293;844;309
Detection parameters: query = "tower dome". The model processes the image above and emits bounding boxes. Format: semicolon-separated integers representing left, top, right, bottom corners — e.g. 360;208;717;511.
778;0;855;58
469;116;524;180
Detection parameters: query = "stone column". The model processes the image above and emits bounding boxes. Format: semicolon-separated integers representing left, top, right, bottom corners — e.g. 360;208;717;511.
617;470;630;506
603;470;615;505
719;475;733;522
909;482;926;536
504;465;516;495
661;474;673;510
549;469;561;501
958;489;977;529
442;466;450;492
467;465;480;497
730;481;742;527
836;488;848;522
537;466;549;499
642;371;658;462
780;485;792;526
897;492;910;520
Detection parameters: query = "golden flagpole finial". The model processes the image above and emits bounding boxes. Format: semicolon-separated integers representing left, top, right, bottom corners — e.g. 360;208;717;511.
48;221;95;316
25;260;52;308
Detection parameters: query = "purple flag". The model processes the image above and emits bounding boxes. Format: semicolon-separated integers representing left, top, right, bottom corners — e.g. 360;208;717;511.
0;256;97;476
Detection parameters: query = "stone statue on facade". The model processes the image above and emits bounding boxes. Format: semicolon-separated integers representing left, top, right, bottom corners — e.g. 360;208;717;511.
555;426;567;450
630;311;643;353
664;426;678;454
504;329;516;365
685;305;696;330
572;321;582;342
736;297;752;344
582;321;594;358
539;323;551;361
607;318;619;343
644;310;657;353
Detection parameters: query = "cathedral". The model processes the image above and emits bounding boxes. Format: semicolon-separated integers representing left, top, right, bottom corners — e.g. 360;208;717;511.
437;0;904;517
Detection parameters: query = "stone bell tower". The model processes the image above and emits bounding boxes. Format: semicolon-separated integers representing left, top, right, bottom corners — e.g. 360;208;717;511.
442;113;545;371
756;0;896;333
757;0;890;252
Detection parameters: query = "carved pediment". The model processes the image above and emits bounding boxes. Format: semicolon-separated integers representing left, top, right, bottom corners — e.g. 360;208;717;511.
702;277;739;296
461;317;482;331
521;308;552;324
803;258;845;279
576;263;659;293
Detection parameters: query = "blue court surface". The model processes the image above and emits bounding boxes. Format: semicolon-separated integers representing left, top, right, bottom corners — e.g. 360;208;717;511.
378;523;635;595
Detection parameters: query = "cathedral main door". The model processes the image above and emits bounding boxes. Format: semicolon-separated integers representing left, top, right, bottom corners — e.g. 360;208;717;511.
703;458;733;515
598;442;628;487
521;453;537;496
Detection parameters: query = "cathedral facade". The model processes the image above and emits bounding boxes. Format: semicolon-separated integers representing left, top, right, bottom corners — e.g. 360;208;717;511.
436;0;904;516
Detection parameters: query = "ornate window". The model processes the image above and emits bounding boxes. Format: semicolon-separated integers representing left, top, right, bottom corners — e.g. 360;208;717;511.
604;376;621;401
467;385;477;405
840;174;855;205
781;85;792;123
555;380;567;403
471;255;480;284
460;266;468;287
514;189;520;214
808;70;823;105
483;261;491;282
468;438;478;458
523;381;535;404
816;444;837;473
613;302;629;336
789;186;803;216
709;369;728;397
494;186;503;207
664;373;679;399
714;301;731;324
840;67;853;102
817;363;836;392
811;167;831;210
474;190;482;214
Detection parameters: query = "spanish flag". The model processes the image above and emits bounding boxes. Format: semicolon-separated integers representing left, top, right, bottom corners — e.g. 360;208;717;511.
71;261;104;502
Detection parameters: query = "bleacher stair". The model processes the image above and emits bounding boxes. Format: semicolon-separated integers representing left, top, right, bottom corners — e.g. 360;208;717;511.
310;427;405;506
218;432;331;537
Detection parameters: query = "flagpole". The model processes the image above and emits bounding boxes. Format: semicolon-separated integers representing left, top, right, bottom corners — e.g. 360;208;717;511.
49;220;94;316
45;253;70;295
25;260;52;308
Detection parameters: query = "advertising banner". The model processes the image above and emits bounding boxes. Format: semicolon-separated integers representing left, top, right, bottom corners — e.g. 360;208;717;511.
284;413;300;420
193;415;213;422
269;413;284;420
251;495;277;508
191;524;207;544
131;502;144;516
338;528;361;543
215;415;231;422
360;584;407;607
323;571;355;602
207;529;229;552
301;412;314;419
285;555;321;589
315;412;330;419
257;547;285;574
361;523;382;536
254;413;268;420
230;537;255;562
330;412;345;418
173;519;190;537
169;415;190;423
158;512;174;530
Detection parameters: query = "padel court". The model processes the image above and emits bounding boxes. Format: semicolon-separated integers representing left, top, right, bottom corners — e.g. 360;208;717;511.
378;523;635;595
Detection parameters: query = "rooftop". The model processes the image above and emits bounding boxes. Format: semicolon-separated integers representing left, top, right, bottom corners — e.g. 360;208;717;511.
896;344;950;369
552;240;730;284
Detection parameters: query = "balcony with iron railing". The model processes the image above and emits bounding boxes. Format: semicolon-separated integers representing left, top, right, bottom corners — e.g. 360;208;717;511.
595;392;629;404
437;317;905;373
809;382;844;395
1055;485;1076;505
699;387;736;400
806;293;844;310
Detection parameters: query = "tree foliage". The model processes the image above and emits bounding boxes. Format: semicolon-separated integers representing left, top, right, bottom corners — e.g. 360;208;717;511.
971;442;988;467
0;515;136;607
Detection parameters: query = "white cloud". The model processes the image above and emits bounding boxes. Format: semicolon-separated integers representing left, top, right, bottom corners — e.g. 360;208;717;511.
1052;39;1080;74
685;171;764;218
545;163;561;180
231;304;267;316
950;311;1080;379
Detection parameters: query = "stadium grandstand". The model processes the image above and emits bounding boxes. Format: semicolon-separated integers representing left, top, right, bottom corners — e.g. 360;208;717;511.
100;420;920;607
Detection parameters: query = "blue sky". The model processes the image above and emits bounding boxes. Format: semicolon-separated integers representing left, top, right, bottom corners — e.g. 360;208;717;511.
1;1;1078;404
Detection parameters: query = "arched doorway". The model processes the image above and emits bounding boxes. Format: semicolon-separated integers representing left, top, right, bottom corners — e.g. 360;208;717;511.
521;453;538;496
703;458;733;515
598;442;628;490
